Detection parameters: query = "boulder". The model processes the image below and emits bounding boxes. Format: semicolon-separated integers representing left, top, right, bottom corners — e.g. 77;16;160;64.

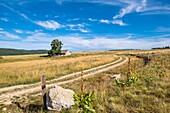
46;85;75;111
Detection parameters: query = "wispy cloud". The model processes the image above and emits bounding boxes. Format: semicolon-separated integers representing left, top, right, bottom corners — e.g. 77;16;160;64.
13;29;42;35
140;11;170;15
0;31;20;40
79;28;90;33
99;19;127;26
19;13;32;21
66;23;90;33
88;18;97;22
21;32;170;50
14;29;23;34
154;27;170;33
113;0;147;19
0;3;33;22
0;18;8;22
67;18;80;21
99;19;110;24
112;20;127;26
0;29;169;51
0;28;3;30
35;20;62;30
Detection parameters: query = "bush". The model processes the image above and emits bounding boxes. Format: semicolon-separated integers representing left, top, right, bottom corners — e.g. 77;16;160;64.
0;56;3;59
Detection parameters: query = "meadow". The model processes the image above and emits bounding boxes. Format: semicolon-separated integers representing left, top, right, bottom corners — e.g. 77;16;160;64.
63;51;170;113
0;51;118;87
0;50;169;113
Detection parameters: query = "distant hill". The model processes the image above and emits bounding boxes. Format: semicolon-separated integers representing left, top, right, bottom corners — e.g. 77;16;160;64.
0;48;48;56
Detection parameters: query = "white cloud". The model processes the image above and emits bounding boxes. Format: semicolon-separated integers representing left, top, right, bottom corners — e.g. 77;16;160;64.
79;28;90;33
0;40;50;50
14;29;23;34
0;18;8;22
112;20;127;26
1;4;64;31
99;19;110;24
13;29;42;34
35;20;62;30
141;11;170;15
99;19;127;26
67;18;80;21
66;23;90;33
57;34;170;51
67;24;76;28
88;18;97;22
154;27;170;33
77;23;85;27
113;0;147;19
1;31;169;51
0;28;3;30
20;13;29;20
0;31;20;40
24;32;52;43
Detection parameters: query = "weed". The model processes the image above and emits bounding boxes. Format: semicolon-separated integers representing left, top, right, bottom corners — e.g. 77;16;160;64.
144;77;153;86
115;74;138;87
73;71;95;113
74;92;95;113
115;58;138;87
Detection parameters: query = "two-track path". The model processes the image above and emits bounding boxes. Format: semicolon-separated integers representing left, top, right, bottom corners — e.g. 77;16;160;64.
0;56;128;105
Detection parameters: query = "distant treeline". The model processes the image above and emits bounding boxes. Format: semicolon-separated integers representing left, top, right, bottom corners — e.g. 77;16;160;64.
0;48;48;56
152;46;170;50
109;49;140;51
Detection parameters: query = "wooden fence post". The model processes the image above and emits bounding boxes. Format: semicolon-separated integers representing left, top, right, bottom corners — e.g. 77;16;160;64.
127;57;131;78
41;74;47;110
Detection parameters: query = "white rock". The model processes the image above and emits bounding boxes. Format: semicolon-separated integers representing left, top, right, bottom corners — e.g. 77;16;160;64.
111;74;121;79
47;85;75;111
3;107;7;111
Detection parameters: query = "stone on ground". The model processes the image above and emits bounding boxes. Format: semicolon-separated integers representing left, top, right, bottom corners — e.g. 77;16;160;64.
110;74;121;79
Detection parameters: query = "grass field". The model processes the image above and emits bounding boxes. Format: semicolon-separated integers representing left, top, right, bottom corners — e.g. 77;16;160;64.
63;51;170;113
0;52;118;87
0;50;170;113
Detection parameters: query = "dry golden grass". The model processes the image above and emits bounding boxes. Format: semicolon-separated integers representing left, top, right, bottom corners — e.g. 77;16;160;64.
0;53;118;87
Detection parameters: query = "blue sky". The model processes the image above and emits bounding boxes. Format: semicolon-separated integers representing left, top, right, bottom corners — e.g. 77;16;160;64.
0;0;170;51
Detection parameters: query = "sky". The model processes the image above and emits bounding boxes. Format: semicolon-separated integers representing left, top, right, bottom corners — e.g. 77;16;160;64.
0;0;170;51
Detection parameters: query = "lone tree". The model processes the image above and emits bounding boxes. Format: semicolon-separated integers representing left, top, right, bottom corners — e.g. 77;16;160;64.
48;39;63;56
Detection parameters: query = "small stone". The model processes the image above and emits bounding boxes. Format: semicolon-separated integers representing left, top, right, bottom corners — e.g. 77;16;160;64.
46;85;75;111
110;74;121;79
3;107;7;111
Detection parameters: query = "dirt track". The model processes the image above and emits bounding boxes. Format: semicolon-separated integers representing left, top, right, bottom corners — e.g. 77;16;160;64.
0;56;128;105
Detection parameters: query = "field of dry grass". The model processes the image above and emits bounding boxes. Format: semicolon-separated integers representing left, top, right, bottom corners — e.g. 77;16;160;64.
62;51;170;113
0;50;170;113
0;52;118;87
